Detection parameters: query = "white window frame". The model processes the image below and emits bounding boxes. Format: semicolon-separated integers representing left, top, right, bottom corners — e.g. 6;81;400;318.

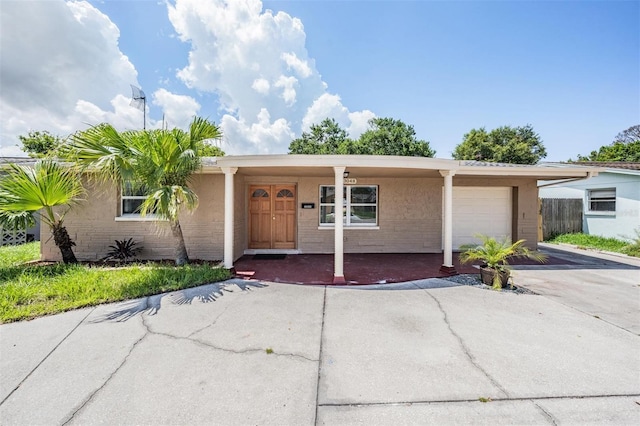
586;188;616;215
116;181;161;221
319;185;378;228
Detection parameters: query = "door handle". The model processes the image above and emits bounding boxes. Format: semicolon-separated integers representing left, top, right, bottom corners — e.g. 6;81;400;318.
273;217;276;220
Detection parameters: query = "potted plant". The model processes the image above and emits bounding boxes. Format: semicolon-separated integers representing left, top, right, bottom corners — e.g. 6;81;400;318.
459;235;548;289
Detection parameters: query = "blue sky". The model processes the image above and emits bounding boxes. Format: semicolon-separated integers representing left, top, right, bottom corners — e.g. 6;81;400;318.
1;0;638;161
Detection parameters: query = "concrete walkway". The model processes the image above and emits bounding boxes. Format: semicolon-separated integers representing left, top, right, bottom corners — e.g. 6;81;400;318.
1;253;640;424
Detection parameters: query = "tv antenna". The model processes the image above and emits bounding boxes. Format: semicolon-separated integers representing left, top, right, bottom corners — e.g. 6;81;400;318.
130;84;146;129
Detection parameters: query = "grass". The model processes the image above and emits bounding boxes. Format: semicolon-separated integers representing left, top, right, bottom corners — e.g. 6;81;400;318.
545;233;640;257
0;242;232;323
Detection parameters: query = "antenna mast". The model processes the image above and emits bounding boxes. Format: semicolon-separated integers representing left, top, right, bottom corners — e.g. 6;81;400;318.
130;85;146;129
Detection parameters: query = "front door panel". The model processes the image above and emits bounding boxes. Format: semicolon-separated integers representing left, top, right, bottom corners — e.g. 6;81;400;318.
249;185;296;249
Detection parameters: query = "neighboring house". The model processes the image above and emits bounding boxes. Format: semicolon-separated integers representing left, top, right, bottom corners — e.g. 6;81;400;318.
39;155;595;283
539;162;640;241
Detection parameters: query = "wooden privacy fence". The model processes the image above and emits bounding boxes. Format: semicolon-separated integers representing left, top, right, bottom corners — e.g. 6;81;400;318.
538;198;583;241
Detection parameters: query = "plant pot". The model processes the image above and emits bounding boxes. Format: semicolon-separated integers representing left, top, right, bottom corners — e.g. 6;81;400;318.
480;267;510;288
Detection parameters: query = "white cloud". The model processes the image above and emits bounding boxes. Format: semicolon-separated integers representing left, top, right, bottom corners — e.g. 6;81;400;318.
0;0;143;156
0;0;378;157
252;78;270;95
281;52;312;78
167;0;374;153
347;110;377;139
220;108;294;154
274;75;298;106
152;89;201;129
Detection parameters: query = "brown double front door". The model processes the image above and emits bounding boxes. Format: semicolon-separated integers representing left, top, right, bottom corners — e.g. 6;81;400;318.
249;185;296;249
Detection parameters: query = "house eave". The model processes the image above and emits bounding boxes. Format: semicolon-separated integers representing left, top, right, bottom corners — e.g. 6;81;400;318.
208;154;600;179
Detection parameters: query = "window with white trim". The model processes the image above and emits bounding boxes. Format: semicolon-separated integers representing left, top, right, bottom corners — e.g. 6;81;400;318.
587;188;616;213
121;181;148;216
319;185;378;226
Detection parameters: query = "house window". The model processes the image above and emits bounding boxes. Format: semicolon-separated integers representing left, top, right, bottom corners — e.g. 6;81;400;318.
121;181;148;216
319;185;378;226
587;188;616;212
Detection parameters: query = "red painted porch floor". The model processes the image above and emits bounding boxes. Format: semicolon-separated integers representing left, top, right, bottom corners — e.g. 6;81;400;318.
233;253;571;285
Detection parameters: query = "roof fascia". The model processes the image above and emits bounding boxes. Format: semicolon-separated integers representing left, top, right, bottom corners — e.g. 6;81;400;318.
214;154;459;170
205;155;602;179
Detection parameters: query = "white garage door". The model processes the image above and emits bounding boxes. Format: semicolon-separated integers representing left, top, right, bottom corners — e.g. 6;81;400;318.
451;187;512;249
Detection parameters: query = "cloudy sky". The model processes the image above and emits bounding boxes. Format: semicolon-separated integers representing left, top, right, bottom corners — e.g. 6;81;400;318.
0;0;637;161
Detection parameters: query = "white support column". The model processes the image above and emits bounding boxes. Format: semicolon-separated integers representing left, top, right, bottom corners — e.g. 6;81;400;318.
222;167;238;269
333;166;346;284
439;170;457;275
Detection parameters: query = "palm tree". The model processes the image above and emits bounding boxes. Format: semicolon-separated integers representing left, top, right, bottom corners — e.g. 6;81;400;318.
67;117;222;265
0;160;84;263
459;235;548;289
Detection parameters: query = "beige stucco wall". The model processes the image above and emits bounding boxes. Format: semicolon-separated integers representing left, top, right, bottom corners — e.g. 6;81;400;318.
41;174;226;262
295;177;443;253
42;172;540;261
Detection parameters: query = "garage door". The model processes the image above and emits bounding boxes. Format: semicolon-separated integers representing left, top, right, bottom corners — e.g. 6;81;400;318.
451;187;512;249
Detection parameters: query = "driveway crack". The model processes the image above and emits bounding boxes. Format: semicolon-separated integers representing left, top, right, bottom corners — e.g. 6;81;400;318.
141;327;318;362
532;400;559;425
61;299;150;425
186;297;236;338
421;289;510;398
0;307;96;407
314;285;327;426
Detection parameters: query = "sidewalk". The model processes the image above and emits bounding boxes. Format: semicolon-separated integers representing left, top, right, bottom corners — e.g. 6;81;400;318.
1;275;638;425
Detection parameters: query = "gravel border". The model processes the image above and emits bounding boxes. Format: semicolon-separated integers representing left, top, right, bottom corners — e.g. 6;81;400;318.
442;273;538;295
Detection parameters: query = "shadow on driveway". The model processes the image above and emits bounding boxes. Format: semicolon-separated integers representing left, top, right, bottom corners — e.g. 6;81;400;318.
90;279;269;323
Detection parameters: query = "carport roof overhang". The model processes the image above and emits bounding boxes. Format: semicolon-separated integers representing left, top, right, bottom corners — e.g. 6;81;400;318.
202;154;600;180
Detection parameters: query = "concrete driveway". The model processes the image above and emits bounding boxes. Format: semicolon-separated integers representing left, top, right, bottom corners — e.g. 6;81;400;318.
513;243;640;335
1;249;639;425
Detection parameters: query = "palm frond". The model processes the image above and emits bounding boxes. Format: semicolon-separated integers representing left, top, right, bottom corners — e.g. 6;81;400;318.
0;160;84;227
140;185;198;221
65;123;137;184
189;116;223;149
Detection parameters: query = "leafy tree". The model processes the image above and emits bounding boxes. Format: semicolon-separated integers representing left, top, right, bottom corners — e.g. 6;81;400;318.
288;117;435;157
18;131;62;158
575;125;640;162
288;118;351;154
357;117;435;157
576;141;640;162
0;160;84;263
198;142;225;157
453;124;547;164
67;117;222;266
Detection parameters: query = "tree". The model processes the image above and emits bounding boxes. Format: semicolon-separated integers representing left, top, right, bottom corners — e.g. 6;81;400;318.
198;142;225;157
576;141;640;162
288;117;436;157
18;131;62;158
288;118;351;154
67;117;222;266
575;125;640;162
0;160;84;263
614;124;640;144
452;124;547;164
357;117;435;157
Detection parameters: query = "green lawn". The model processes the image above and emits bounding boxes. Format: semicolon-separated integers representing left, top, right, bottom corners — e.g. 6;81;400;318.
545;233;640;257
0;242;231;323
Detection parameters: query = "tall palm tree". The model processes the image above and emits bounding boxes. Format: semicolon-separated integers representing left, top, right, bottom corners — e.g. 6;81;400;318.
0;160;84;263
67;117;222;265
